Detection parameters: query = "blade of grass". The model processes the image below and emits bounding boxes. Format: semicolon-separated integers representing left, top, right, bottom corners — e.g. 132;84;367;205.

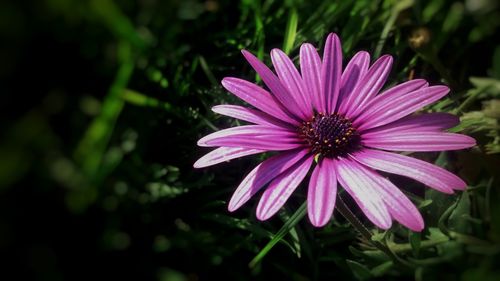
252;0;265;83
452;83;491;114
89;0;148;49
374;0;414;58
282;7;298;55
122;89;172;109
198;55;218;87
121;89;183;118
340;0;377;53
75;42;134;178
249;202;307;268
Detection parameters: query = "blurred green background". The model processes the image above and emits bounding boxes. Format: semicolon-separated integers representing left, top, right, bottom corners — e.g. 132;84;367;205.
1;0;500;280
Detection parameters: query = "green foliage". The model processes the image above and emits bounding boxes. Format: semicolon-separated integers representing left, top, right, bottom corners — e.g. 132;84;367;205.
1;0;500;280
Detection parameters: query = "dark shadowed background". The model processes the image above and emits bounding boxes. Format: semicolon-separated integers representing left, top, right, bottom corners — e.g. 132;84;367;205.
1;0;500;280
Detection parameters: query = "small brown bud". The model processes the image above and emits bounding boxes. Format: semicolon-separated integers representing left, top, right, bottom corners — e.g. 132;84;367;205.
408;27;432;50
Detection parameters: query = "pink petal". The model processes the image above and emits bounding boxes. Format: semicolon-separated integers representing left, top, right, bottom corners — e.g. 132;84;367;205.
241;50;305;120
348;156;424;231
199;137;301;151
321;33;342;114
355;85;450;131
335;158;392;229
197;125;302;150
361;113;460;134
256;155;314;220
307;158;337;227
271;48;312;118
300;43;323;113
193;147;265;168
381;79;428;97
363;131;476;152
198;125;295;146
340;55;393;118
221;77;299;125
338;51;370;108
212;105;291;128
352;149;467;193
353;79;428;127
228;149;310;212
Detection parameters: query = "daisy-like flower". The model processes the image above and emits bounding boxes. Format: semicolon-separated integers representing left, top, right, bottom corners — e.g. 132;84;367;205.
194;33;476;231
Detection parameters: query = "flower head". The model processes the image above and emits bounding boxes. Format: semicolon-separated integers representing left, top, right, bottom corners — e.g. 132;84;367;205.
194;33;476;231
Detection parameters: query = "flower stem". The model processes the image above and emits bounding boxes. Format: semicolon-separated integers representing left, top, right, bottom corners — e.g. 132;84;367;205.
249;202;307;268
335;196;413;268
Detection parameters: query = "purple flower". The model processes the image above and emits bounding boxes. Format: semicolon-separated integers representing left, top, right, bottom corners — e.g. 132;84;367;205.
194;33;476;231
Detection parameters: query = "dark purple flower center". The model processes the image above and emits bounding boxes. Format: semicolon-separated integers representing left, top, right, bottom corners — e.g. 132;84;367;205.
299;113;361;158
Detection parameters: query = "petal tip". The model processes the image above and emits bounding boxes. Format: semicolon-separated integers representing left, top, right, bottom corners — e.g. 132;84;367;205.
196;137;210;147
408;222;425;232
255;210;271;221
309;216;329;227
270;48;283;57
193;160;203;168
241;50;258;65
326;32;340;41
378;220;393;230
381;54;393;61
377;55;394;68
434;85;451;95
227;203;238;212
221;77;231;87
442;188;456;195
410;214;425;232
300;43;315;56
303;42;313;47
357;50;370;57
453;180;468;191
468;136;477;147
256;200;277;221
228;192;248;212
412;78;429;87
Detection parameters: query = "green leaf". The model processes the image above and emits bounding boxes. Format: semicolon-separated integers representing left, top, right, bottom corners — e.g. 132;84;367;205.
346;259;373;281
436;240;463;261
409;231;421;257
437;196;461;235
425;159;456;225
248;202;307;268
418;199;433;209
165;165;181;183
146;182;185;200
448;191;472;233
427;227;449;241
349;245;365;257
469;77;500;93
371;232;385;243
370;261;393;277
